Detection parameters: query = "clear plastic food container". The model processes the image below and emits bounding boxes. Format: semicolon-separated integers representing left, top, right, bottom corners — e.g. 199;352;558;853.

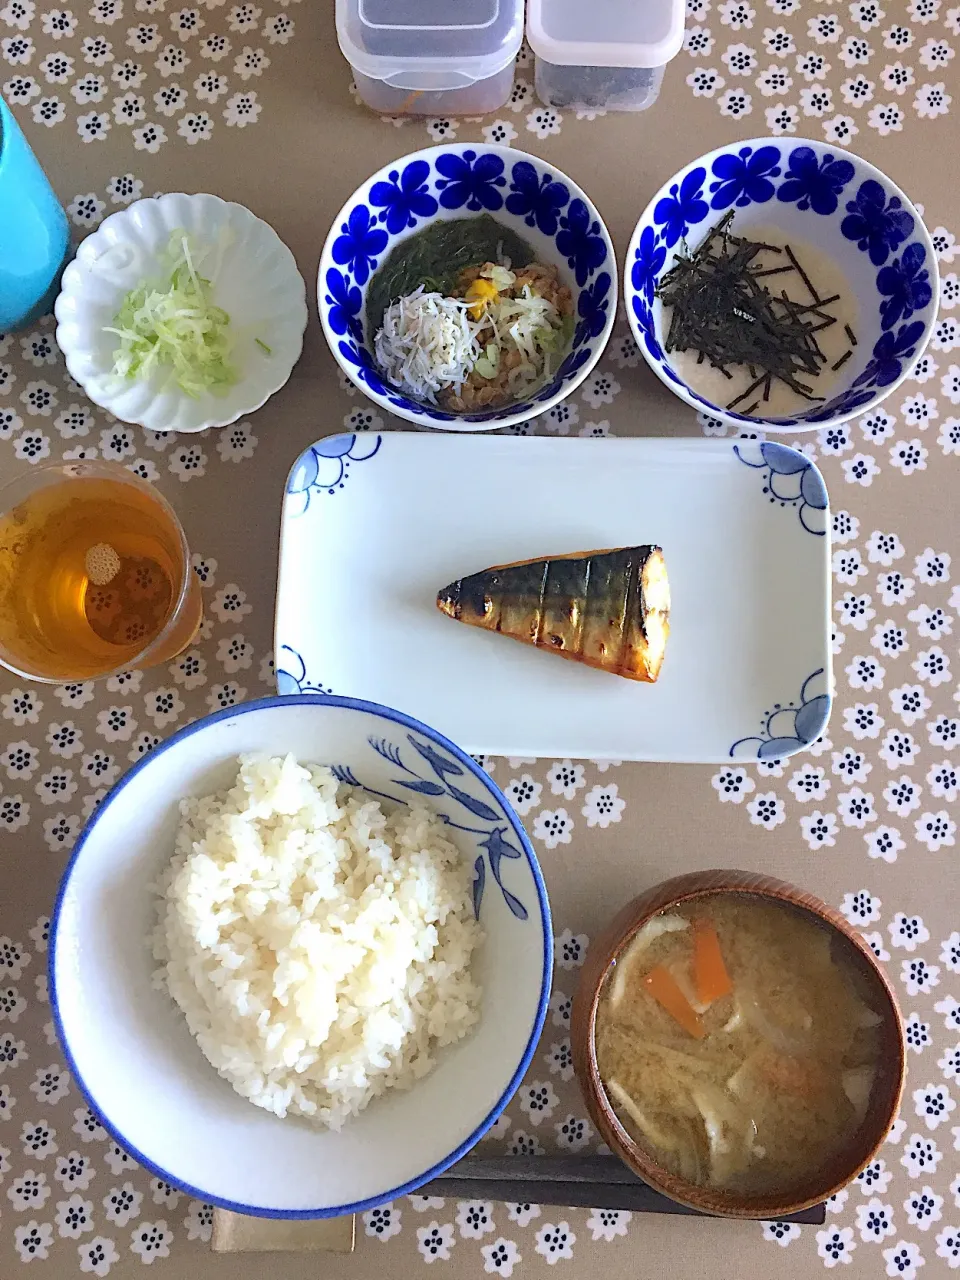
527;0;685;113
336;0;524;117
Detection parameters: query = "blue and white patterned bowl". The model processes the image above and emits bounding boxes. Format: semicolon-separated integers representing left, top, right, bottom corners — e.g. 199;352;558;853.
626;137;939;433
318;144;617;431
50;695;551;1217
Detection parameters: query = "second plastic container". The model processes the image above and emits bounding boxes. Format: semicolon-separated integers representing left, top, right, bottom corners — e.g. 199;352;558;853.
337;0;524;116
527;0;685;113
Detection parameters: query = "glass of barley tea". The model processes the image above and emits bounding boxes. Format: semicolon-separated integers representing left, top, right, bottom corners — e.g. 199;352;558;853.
0;461;203;682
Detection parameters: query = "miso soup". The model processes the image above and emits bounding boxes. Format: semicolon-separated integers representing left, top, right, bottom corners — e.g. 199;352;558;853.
594;895;889;1198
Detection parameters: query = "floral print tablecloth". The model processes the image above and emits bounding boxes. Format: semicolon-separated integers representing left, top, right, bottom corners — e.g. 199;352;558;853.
1;0;959;1276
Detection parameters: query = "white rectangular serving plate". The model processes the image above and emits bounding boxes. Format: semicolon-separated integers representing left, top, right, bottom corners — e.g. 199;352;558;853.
275;434;832;763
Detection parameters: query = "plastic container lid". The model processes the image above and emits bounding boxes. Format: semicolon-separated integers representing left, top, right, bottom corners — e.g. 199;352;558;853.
337;0;524;90
526;0;684;68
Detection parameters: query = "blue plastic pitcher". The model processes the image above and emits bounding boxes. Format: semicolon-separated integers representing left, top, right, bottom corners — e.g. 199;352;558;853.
0;98;70;332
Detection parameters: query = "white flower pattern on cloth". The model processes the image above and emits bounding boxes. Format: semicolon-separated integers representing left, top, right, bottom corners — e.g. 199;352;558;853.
902;1133;944;1177
531;807;573;849
14;1219;55;1261
913;1084;956;1129
129;1218;172;1261
545;760;584;800
78;1235;121;1275
417;1220;456;1263
817;1224;857;1266
882;1240;927;1279
581;783;625;827
408;1195;446;1213
746;790;787;828
505;1127;546;1157
544;1039;574;1082
799;808;840;847
517;1080;559;1127
364;1204;403;1241
554;1113;592;1152
554;930;587;971
857;1196;898;1241
534;1220;576;1263
711;765;756;802
763;1219;803;1245
455;1201;495;1240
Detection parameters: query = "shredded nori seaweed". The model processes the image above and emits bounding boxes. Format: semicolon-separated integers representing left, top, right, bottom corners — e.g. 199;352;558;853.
655;211;856;411
364;214;536;338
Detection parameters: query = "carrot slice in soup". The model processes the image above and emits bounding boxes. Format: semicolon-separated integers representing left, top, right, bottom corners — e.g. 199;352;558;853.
692;918;733;1005
758;1053;823;1098
642;965;706;1039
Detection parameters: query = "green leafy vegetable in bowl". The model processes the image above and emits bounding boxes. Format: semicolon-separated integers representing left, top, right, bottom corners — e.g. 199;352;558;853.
106;232;269;399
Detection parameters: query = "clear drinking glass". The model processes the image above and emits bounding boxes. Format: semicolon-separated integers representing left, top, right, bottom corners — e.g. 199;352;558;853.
0;461;203;683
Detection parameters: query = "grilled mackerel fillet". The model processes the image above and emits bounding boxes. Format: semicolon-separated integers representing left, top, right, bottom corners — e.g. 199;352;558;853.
436;546;670;682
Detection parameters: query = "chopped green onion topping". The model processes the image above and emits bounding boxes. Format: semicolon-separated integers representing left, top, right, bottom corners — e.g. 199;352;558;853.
106;231;238;399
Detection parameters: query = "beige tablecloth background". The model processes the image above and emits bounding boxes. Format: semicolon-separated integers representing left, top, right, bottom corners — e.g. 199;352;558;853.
1;1;958;1275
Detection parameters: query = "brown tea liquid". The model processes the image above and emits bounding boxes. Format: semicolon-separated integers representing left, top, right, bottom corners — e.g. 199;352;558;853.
0;474;202;681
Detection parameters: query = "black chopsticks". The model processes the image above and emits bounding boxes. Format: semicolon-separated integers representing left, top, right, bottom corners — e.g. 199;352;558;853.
422;1155;825;1224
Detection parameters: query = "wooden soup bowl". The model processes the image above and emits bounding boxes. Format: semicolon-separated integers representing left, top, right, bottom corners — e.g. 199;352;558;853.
571;870;906;1219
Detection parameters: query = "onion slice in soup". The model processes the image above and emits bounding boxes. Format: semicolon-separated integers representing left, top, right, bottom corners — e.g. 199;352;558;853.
690;1084;756;1183
607;1079;680;1152
735;988;811;1055
842;1066;877;1122
608;915;688;1009
608;1078;704;1184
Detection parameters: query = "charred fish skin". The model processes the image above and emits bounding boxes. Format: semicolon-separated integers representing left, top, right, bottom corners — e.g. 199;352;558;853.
436;570;534;637
436;546;670;683
538;556;589;652
436;577;466;621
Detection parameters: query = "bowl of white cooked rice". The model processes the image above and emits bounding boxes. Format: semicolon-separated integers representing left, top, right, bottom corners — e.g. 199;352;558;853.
50;695;552;1217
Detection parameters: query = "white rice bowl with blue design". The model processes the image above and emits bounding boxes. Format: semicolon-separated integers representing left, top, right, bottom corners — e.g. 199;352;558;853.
50;696;551;1217
626;137;938;434
318;144;617;431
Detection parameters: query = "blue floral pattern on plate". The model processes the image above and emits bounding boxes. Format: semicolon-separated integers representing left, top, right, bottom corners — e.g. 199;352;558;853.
369;160;438;235
840;178;914;266
653;167;709;248
853;320;928;390
269;682;534;920
331;206;389;288
556;198;609;287
625;137;938;432
286;432;381;515
729;668;831;760
337;736;530;921
318;145;617;431
275;644;332;696
323;268;363;343
435;150;506;212
631;226;667;304
733;440;828;536
576;271;614;343
877;243;933;330
505;160;570;236
709;144;781;210
775;145;855;216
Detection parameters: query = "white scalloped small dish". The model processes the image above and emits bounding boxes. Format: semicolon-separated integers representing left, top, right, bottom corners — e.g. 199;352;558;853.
55;192;308;434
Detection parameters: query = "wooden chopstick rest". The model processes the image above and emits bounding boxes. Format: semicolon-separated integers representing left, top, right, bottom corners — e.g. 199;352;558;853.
211;1210;356;1253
